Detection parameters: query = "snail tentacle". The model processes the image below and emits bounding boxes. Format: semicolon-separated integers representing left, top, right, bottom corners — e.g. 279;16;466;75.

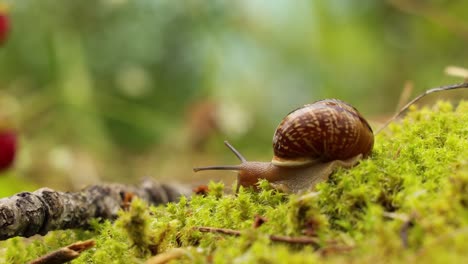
193;165;242;172
192;142;247;172
224;141;247;162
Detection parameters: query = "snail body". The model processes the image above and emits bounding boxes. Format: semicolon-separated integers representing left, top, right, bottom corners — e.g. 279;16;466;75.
193;99;374;193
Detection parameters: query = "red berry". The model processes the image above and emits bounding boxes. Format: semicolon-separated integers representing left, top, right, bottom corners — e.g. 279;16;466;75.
0;130;17;171
0;13;9;45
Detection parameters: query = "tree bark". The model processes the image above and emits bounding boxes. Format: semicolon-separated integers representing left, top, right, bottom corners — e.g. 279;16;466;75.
0;179;191;240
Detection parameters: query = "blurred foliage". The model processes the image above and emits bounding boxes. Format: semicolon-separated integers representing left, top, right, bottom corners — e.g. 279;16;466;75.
0;171;37;197
0;0;467;189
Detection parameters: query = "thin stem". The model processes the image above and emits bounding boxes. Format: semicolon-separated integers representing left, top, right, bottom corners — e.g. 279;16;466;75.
194;226;319;246
375;82;468;134
224;140;247;162
193;165;242;172
195;226;241;236
30;239;95;264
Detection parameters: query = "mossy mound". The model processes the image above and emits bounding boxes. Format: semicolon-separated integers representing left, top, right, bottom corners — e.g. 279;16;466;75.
1;101;467;263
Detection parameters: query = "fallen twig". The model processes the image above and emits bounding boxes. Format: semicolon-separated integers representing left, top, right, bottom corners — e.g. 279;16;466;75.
196;226;241;236
194;226;319;246
145;248;188;264
269;234;320;245
29;239;95;264
375;82;468;134
0;179;191;240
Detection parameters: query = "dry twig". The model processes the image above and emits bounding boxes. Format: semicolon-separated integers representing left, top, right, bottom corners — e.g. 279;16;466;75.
145;248;188;264
29;239;95;264
375;82;468;134
194;226;319;246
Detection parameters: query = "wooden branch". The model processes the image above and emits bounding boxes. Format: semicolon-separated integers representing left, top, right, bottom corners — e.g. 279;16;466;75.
195;226;242;236
0;179;191;240
29;239;95;264
269;234;320;245
375;82;468;134
194;226;319;246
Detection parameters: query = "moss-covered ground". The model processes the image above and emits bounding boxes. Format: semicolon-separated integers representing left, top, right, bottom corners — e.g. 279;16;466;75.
1;101;467;263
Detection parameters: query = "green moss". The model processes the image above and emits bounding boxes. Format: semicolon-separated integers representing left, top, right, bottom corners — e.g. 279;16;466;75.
1;101;467;263
115;198;152;257
0;230;93;264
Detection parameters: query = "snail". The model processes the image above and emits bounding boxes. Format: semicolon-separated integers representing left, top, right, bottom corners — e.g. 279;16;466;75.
193;99;374;193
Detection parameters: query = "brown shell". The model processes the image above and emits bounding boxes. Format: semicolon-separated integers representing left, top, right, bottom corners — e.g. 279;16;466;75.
272;99;374;167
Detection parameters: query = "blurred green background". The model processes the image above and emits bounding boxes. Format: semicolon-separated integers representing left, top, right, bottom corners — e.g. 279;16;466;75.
0;0;467;193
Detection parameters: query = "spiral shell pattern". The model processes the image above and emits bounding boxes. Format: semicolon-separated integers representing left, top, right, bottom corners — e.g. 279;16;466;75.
272;99;374;167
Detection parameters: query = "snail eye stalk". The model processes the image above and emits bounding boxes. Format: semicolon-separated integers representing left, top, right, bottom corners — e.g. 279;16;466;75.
192;141;246;172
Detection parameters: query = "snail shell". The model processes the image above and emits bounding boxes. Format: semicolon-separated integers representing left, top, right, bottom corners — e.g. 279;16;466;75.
272;99;374;167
